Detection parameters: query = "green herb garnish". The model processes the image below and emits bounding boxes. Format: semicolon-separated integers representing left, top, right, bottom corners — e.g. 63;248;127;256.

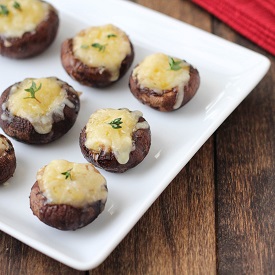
80;44;89;49
24;81;42;103
92;43;107;52
0;5;9;15
108;118;123;129
168;57;182;71
61;169;72;180
107;34;117;38
13;1;21;11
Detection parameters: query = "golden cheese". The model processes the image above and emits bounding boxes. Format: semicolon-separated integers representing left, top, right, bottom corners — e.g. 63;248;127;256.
73;24;131;81
0;137;8;155
0;0;49;38
85;108;148;164
132;53;190;92
37;160;107;208
1;77;75;134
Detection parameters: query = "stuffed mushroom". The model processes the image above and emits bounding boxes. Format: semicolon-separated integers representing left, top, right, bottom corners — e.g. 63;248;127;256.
61;24;134;88
0;77;80;144
129;53;200;112
30;159;108;230
79;108;151;173
0;134;16;184
0;0;59;59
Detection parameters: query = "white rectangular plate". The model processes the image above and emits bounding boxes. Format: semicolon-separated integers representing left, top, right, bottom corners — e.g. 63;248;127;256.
0;0;270;270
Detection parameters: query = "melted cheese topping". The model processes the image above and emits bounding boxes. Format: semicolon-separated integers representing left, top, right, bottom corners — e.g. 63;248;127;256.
1;77;75;134
37;160;107;208
0;0;49;38
0;137;8;155
85;108;149;164
73;24;131;81
133;53;190;92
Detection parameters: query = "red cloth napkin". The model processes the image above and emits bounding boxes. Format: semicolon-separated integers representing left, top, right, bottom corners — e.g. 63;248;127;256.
192;0;275;56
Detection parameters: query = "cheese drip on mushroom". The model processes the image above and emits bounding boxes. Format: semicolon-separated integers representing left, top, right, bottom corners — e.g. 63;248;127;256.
0;137;8;155
37;160;107;208
1;77;75;134
132;53;191;109
73;24;132;81
85;108;149;164
0;0;49;38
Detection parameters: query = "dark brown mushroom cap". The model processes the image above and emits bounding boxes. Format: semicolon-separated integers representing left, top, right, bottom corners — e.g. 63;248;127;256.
79;117;151;173
61;38;134;88
0;2;59;59
0;78;80;144
30;181;107;231
129;64;200;112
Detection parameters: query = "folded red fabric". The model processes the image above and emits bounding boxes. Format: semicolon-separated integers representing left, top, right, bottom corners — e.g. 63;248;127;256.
192;0;275;56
